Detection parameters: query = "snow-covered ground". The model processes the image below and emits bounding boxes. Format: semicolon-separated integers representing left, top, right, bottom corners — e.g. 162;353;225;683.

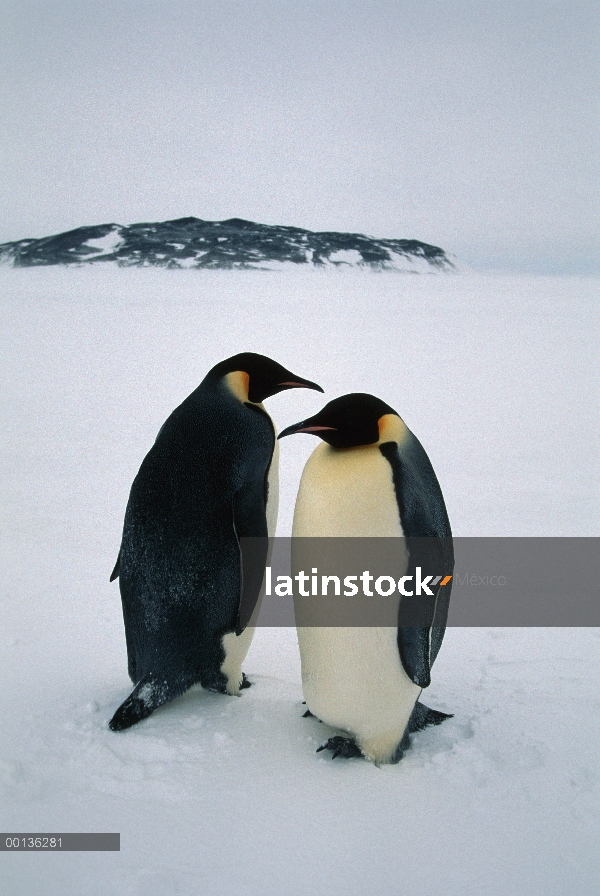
1;266;599;895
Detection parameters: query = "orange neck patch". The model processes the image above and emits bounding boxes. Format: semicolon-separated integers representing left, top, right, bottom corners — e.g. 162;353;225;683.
377;413;407;445
225;370;250;403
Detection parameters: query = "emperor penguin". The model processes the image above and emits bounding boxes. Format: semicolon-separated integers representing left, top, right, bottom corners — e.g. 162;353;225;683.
108;352;323;731
278;393;453;764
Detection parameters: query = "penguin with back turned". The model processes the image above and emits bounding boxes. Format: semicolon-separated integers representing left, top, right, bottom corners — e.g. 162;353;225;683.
109;352;323;731
278;393;453;764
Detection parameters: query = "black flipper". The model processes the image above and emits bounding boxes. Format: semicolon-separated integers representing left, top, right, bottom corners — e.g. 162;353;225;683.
108;675;192;731
398;623;433;688
233;481;269;635
397;535;453;686
379;440;453;688
109;550;121;582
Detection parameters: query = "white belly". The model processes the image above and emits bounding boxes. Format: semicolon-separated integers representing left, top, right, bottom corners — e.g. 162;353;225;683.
293;441;420;763
292;441;404;538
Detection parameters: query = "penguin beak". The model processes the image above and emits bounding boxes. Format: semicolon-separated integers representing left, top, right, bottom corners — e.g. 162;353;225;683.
277;379;324;393
278;422;337;440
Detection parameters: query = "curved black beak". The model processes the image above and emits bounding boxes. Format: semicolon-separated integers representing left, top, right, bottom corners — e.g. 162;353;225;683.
277;378;324;394
278;420;337;440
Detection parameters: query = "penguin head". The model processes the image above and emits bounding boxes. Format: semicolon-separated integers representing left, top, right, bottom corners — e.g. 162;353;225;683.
278;393;399;449
210;353;323;403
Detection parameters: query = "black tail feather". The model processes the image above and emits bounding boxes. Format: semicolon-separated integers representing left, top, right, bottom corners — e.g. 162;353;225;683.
408;701;453;733
109;675;189;731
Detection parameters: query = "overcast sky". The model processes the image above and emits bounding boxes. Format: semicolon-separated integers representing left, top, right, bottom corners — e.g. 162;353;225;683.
1;0;598;272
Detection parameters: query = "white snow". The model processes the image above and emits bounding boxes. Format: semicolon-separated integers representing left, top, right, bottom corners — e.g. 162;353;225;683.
175;254;203;269
327;249;364;265
83;229;125;256
0;266;599;895
387;249;447;273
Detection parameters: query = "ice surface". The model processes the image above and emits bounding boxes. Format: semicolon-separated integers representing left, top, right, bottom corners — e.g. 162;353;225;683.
0;266;598;895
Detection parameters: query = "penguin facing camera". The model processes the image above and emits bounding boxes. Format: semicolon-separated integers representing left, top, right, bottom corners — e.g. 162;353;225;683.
278;393;453;764
109;352;323;731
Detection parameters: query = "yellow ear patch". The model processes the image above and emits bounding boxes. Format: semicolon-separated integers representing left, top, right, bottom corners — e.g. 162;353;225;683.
378;413;408;445
225;370;250;403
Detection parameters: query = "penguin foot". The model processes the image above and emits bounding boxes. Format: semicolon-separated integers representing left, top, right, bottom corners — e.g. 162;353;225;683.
302;708;314;718
317;736;363;760
239;673;252;689
408;701;453;733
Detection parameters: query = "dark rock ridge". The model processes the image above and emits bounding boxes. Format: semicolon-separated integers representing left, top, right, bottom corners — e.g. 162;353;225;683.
0;217;453;271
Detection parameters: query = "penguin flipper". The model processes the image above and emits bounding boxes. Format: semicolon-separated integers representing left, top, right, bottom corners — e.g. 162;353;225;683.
398;627;432;688
397;569;453;687
399;523;456;683
232;485;269;635
397;531;451;687
109;550;121;582
379;442;453;689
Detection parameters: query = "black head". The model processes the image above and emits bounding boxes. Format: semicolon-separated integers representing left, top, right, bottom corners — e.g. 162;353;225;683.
209;352;323;402
278;393;399;448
